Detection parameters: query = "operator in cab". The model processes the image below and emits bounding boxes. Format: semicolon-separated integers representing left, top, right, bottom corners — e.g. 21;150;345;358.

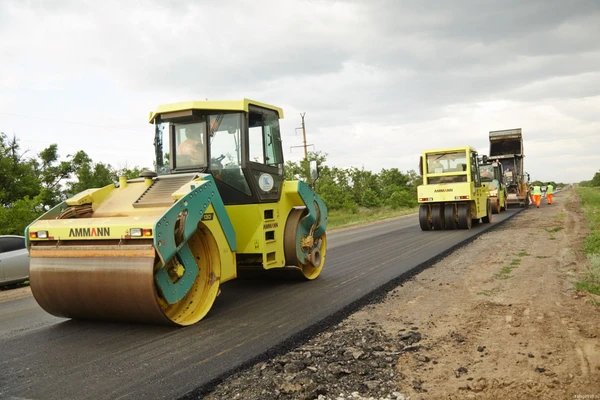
177;123;206;167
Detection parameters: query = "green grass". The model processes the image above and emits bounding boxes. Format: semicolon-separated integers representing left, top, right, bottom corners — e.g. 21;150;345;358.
574;281;600;296
545;227;563;233
535;255;550;259
494;266;516;280
477;288;501;296
510;259;521;266
575;187;600;296
516;251;530;257
327;206;419;229
553;212;565;221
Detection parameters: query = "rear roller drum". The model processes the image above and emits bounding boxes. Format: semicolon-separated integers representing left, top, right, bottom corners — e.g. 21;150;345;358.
419;205;432;231
431;204;445;230
457;203;472;229
284;208;327;280
491;198;500;214
444;204;458;230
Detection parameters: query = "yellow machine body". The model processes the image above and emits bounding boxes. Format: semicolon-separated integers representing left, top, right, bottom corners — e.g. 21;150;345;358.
417;146;492;230
25;99;328;326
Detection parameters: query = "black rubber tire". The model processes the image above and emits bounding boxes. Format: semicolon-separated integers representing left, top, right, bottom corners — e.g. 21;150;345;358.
419;205;432;231
444;204;457;230
482;199;492;223
431;204;445;230
457;203;472;229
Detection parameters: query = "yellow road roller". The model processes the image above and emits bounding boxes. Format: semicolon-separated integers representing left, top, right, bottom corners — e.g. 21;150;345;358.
417;146;491;230
25;99;328;326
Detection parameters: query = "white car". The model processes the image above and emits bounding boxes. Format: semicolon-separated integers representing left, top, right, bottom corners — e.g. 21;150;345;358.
0;235;30;286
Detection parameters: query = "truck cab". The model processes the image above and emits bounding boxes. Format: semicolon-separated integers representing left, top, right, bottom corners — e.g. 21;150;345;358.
489;128;529;208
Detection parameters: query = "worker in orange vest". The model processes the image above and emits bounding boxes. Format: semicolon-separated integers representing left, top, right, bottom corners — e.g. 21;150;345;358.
528;184;535;205
546;184;554;205
532;185;542;208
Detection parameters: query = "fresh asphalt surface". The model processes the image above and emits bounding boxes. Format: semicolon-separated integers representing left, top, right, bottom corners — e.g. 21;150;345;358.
0;208;522;400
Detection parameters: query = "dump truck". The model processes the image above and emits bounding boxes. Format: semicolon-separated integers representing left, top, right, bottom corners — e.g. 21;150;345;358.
478;157;507;214
417;146;492;230
489;128;529;208
25;99;328;326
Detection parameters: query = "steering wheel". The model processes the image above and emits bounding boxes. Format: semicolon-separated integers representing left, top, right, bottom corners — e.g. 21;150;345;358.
211;154;226;169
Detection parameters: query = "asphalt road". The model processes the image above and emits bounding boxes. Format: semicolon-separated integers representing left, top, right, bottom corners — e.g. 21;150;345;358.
0;209;521;400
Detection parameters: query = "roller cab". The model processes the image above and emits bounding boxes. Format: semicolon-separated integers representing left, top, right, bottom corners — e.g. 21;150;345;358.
479;158;507;214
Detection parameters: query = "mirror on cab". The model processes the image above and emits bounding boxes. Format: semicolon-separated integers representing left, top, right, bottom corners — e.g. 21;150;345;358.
309;160;319;181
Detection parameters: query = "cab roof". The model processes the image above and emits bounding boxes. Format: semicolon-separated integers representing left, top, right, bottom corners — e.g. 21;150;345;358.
422;145;478;155
148;98;284;123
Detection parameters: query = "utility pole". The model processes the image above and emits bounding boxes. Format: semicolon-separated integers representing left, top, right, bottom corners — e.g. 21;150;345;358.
290;112;314;159
300;112;308;160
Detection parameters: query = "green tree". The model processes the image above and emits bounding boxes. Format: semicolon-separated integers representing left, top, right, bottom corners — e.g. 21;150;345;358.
0;133;42;206
65;151;117;195
285;151;328;182
591;171;600;187
0;195;46;235
34;144;75;206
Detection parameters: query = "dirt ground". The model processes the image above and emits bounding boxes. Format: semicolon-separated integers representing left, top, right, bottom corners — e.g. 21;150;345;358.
201;188;600;400
3;189;599;400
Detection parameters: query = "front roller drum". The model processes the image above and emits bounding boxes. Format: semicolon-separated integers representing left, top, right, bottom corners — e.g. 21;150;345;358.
30;230;221;326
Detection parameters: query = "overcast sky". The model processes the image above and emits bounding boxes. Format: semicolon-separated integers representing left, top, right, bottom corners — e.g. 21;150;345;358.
1;0;598;184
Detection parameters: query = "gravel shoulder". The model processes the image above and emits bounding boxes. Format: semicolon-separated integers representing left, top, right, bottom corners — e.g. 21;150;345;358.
201;189;600;400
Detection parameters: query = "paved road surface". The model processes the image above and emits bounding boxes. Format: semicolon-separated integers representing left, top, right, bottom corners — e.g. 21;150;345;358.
0;210;520;400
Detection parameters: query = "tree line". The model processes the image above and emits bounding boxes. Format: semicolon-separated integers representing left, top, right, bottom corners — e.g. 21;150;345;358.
579;171;600;188
0;132;143;235
285;152;419;212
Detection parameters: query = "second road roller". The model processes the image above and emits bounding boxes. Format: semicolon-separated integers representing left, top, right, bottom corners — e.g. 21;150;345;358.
417;145;492;230
25;99;328;326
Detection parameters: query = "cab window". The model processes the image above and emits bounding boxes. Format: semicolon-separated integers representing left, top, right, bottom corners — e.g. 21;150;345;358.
248;111;283;167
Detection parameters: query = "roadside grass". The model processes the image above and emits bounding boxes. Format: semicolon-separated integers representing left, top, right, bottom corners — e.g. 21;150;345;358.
493;254;526;280
545;227;563;233
574;254;600;296
493;266;515;280
575;187;600;298
328;206;418;229
477;288;502;296
553;212;565;221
